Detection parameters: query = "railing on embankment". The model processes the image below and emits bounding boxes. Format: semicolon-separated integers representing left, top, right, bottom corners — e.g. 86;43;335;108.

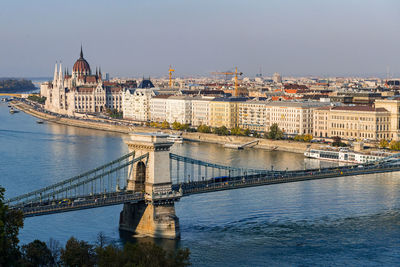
174;165;400;196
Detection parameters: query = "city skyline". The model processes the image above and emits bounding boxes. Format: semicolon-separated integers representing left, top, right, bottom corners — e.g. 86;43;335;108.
1;0;400;78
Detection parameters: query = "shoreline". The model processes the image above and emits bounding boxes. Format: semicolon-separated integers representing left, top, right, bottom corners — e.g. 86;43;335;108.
10;100;317;154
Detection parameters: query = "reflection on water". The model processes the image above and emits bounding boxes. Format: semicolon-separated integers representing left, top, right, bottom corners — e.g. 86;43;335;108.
1;98;400;266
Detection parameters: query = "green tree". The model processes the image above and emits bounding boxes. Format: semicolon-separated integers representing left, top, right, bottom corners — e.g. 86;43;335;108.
332;136;346;147
172;121;182;130
389;140;400;150
379;139;389;149
180;124;190;131
20;240;54;267
28;95;46;104
213;126;229;136
161;121;170;129
243;128;251;136
267;123;283;140
230;127;243;136
60;237;96;267
197;125;211;133
0;187;24;266
303;134;313;142
96;244;123;267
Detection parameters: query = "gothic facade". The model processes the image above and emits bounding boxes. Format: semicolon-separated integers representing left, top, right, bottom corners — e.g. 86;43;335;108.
40;47;122;116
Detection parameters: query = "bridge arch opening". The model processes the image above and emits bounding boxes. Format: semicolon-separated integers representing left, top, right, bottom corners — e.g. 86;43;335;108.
135;161;146;192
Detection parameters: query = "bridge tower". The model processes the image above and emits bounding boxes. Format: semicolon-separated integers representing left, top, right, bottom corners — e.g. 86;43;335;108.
119;132;181;239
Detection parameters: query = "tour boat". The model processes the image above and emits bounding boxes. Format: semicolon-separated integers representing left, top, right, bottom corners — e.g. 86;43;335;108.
9;108;16;114
304;147;386;164
36;120;44;124
167;135;184;144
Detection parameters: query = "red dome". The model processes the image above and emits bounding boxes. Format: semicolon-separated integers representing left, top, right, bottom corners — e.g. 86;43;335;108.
73;47;91;75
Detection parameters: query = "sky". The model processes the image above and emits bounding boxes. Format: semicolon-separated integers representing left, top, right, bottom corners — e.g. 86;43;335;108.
0;0;400;78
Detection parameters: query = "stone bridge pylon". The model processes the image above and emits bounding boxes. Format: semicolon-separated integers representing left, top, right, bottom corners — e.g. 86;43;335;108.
119;132;181;239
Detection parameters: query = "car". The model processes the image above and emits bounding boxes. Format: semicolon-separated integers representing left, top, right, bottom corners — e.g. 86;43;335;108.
59;199;71;205
73;198;86;203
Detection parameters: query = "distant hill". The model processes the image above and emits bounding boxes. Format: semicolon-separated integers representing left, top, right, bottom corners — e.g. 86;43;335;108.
0;79;36;92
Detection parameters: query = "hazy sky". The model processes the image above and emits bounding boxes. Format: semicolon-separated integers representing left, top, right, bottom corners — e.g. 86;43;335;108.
1;0;400;78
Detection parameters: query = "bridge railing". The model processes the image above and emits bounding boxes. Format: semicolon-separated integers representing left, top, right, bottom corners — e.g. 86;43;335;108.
7;152;149;208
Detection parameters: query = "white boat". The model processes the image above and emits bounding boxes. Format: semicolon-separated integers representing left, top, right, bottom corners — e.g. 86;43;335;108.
304;147;385;164
167;135;183;143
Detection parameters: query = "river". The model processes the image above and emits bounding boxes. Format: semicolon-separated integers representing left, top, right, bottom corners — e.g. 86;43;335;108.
1;97;399;266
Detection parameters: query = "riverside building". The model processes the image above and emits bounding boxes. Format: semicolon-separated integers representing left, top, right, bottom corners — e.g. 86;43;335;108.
41;47;123;116
209;98;247;128
191;97;214;126
313;106;391;140
122;79;158;121
264;101;327;136
238;100;268;132
375;98;400;141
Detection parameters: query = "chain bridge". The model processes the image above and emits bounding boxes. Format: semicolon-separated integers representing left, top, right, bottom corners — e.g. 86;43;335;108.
6;133;400;239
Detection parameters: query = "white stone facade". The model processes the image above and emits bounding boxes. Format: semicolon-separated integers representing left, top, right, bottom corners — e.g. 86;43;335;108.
122;88;157;121
191;98;213;126
150;96;169;122
165;96;192;124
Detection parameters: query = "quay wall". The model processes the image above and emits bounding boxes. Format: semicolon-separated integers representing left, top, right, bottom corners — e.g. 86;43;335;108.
11;101;318;154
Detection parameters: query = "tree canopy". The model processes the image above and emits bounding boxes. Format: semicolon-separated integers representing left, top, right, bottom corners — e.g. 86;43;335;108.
0;186;24;266
266;123;284;140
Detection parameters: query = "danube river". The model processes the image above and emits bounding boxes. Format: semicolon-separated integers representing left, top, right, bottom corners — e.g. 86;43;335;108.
1;99;400;266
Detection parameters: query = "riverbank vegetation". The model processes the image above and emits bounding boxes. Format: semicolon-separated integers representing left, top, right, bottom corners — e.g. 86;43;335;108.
105;108;123;119
27;95;46;104
0;79;35;92
380;139;400;150
0;186;191;267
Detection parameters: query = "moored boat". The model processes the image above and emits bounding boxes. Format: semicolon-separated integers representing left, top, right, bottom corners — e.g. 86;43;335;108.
167;134;183;143
304;147;387;164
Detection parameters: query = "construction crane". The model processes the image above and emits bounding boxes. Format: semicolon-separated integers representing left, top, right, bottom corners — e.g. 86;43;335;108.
169;65;175;88
211;67;243;97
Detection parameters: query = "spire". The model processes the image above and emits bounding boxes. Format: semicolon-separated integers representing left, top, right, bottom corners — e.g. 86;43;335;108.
53;61;58;81
59;62;63;82
80;44;83;59
96;67;98;76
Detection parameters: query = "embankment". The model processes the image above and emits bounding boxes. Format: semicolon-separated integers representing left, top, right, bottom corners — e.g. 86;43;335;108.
11;101;317;154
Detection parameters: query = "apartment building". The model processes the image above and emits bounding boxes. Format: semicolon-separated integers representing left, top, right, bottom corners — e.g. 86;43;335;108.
122;88;157;121
238;100;268;131
265;102;327;135
313;106;391;140
191;97;213;126
149;95;170;122
375;98;400;140
209;98;247;128
165;96;192;124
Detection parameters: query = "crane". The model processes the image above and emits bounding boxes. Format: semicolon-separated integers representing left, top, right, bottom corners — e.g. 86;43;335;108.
211;67;243;97
168;65;175;88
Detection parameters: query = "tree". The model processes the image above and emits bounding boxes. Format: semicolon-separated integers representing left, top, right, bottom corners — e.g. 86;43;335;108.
243;128;251;136
197;125;211;133
230;127;244;136
303;134;313;142
267;123;283;140
161;121;170;129
172;121;182;130
20;240;54;267
389;140;400;151
332;136;346;147
0;187;24;266
60;237;96;267
379;139;389;149
213;126;229;136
